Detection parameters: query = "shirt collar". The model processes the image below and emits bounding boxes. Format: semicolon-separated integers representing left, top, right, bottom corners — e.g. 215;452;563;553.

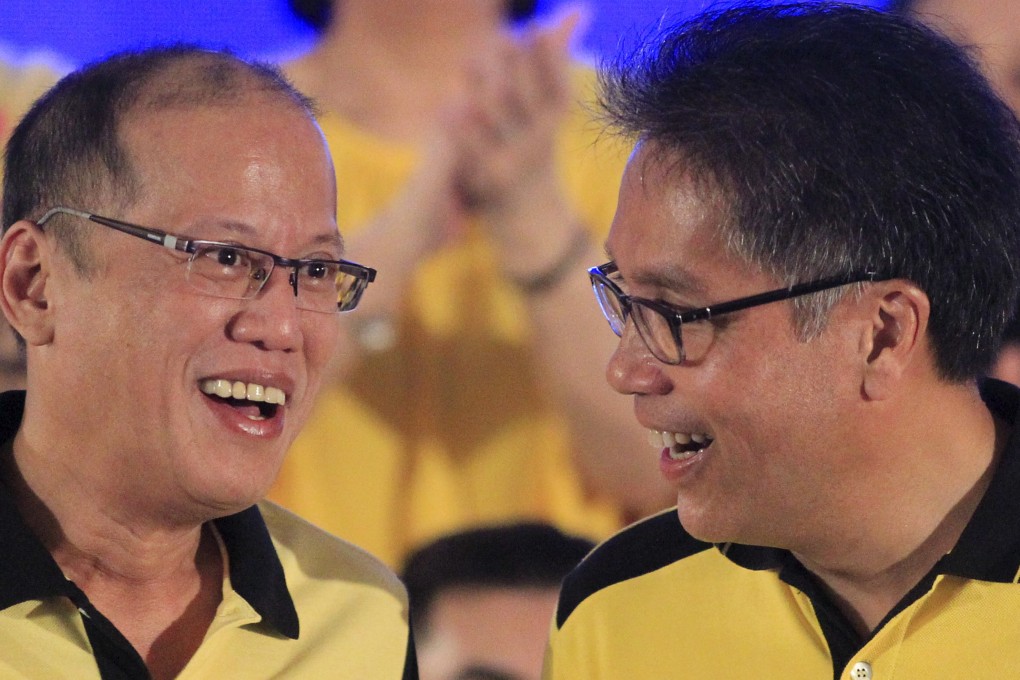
720;378;1020;584
0;391;299;637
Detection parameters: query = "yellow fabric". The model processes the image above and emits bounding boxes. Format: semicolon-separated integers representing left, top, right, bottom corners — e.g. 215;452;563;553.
0;501;411;679
269;67;629;567
545;543;1020;679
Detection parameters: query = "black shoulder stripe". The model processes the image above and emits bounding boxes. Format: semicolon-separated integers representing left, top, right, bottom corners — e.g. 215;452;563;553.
556;509;712;628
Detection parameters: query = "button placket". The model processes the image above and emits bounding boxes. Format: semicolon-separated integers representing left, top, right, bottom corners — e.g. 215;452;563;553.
849;661;873;679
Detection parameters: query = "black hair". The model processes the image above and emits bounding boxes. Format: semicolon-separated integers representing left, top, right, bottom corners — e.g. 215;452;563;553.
288;0;539;34
598;2;1020;381
884;0;916;14
2;45;314;271
401;522;593;638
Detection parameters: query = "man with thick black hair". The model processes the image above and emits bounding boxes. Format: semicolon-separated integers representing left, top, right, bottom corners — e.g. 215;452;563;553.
545;3;1020;678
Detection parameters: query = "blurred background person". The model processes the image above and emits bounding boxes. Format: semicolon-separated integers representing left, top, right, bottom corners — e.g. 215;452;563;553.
0;48;64;391
889;0;1020;386
402;522;592;680
271;0;674;567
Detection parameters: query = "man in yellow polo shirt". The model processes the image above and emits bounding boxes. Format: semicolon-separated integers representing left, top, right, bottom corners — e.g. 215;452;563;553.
545;4;1020;678
0;47;414;678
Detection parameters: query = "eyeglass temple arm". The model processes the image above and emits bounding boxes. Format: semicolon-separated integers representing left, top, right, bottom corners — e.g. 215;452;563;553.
680;271;880;323
37;207;193;254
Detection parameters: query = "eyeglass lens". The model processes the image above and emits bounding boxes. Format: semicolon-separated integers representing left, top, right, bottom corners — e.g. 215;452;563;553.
591;276;686;364
187;244;367;313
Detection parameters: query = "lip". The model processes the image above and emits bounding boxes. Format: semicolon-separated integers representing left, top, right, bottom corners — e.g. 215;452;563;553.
659;445;707;483
200;389;288;439
196;369;296;440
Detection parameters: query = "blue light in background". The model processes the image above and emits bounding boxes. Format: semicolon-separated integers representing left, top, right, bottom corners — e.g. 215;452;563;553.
0;1;884;67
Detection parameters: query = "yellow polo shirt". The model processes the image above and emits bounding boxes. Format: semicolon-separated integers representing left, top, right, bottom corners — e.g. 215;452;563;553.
0;393;415;679
546;380;1020;680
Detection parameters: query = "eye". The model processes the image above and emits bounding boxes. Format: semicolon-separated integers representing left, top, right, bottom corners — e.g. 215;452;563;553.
304;261;333;280
299;261;340;290
219;247;247;266
191;245;258;282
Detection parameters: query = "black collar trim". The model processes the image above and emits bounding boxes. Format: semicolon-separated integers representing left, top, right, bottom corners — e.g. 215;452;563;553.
0;391;299;638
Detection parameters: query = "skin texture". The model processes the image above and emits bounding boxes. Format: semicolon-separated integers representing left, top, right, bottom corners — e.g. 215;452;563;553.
603;144;1003;634
417;586;560;680
603;149;868;547
0;90;341;678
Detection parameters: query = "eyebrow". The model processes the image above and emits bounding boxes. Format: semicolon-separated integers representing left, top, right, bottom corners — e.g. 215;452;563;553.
603;243;708;296
198;219;345;256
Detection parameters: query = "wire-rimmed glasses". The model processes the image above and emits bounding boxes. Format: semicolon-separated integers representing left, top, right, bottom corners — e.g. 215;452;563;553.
37;207;376;313
588;261;881;364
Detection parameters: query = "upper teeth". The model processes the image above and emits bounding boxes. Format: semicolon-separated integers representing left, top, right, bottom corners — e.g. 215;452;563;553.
200;379;286;405
648;429;711;449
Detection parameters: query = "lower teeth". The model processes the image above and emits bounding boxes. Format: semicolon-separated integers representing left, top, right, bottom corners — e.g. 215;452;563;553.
668;447;698;460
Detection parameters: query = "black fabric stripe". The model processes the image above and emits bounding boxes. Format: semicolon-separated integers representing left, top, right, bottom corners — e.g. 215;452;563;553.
556;509;711;628
403;626;419;680
211;507;300;639
938;378;1020;582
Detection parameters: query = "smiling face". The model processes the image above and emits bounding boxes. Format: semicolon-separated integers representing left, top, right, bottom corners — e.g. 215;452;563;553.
36;94;341;523
603;146;872;548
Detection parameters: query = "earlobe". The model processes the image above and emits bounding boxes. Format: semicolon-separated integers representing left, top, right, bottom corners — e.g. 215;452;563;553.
861;283;929;401
0;220;55;346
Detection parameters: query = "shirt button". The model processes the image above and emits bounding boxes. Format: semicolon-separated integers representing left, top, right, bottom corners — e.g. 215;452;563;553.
849;661;872;679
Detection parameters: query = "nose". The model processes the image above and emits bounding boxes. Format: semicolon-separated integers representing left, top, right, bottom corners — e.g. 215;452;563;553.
606;321;671;396
227;266;303;352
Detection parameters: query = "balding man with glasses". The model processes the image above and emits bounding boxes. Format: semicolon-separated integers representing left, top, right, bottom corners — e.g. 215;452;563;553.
545;4;1020;679
0;46;415;679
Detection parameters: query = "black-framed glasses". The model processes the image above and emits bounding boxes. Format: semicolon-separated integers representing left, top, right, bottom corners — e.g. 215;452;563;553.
589;261;882;365
37;207;376;313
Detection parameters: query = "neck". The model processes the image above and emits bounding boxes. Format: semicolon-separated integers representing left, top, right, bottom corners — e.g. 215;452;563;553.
793;380;1004;635
2;432;223;680
3;423;215;579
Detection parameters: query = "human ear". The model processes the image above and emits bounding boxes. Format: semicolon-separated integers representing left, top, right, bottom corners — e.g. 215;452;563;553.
860;281;930;401
0;220;55;346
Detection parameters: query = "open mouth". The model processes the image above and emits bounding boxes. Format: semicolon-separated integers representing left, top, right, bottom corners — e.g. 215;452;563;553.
200;379;285;421
649;429;715;461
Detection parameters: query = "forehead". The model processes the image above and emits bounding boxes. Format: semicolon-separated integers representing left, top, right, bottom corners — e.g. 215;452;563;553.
606;145;738;292
115;96;338;242
120;95;325;178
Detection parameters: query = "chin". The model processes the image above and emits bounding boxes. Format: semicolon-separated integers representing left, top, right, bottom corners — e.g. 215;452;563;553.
675;504;744;544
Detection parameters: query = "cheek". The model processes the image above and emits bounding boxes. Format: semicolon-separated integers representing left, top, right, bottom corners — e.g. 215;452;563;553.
303;317;340;371
701;328;841;450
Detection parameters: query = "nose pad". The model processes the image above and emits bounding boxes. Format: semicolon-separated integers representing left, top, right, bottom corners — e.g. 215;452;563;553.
618;318;649;355
607;319;670;395
288;268;299;297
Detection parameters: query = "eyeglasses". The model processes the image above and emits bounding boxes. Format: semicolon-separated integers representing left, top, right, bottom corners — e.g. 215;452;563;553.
37;207;376;313
589;261;881;365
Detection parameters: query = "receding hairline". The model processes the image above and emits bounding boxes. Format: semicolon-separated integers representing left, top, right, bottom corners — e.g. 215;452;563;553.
103;50;320;214
126;50;317;119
